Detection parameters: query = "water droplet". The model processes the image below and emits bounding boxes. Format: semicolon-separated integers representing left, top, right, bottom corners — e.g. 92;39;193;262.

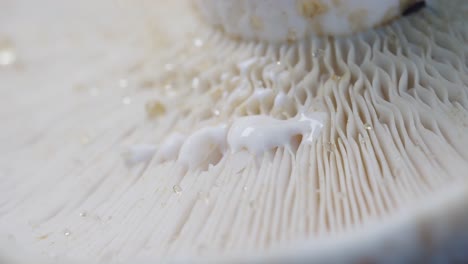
242;186;248;191
173;185;183;194
312;49;325;58
198;192;209;204
63;229;71;237
0;38;17;67
192;78;200;90
122;97;132;105
331;74;341;81
193;38;204;47
212;109;220;116
276;61;281;65
325;142;335;152
145;100;166;119
364;123;373;131
79;211;87;217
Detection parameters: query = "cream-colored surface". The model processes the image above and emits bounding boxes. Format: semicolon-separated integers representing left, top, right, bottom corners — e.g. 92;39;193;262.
194;0;421;41
1;0;468;263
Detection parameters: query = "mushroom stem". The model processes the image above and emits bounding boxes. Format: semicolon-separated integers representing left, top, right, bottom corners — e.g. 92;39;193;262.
193;0;422;42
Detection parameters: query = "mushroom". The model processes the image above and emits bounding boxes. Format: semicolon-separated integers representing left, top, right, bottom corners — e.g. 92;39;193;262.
1;0;468;263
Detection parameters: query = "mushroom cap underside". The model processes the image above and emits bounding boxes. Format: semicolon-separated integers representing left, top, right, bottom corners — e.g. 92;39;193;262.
0;0;468;263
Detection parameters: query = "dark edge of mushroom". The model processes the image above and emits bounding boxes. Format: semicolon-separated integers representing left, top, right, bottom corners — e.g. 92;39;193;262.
403;1;426;16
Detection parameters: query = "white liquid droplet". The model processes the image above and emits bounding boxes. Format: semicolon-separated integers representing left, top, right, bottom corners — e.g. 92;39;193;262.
193;38;204;47
228;113;326;155
63;229;71;237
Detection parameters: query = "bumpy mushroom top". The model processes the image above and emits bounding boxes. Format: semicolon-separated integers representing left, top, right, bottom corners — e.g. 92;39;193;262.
194;0;422;41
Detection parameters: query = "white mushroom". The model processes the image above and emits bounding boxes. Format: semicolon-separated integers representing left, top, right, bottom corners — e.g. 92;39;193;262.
194;0;423;41
1;0;468;263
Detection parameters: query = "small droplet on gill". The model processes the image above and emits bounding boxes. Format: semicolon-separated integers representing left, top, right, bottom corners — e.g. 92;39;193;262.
330;74;341;81
192;77;200;90
212;109;221;116
63;229;71;237
193;38;204;48
364;123;373;131
325;142;335;152
173;185;183;194
359;136;366;145
312;49;325;58
242;186;248;192
79;211;87;217
198;192;210;204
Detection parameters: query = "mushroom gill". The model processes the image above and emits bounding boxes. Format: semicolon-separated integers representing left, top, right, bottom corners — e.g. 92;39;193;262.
0;0;468;263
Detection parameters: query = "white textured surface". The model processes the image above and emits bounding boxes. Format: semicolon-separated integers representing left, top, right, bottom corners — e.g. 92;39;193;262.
1;0;468;263
194;0;419;41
